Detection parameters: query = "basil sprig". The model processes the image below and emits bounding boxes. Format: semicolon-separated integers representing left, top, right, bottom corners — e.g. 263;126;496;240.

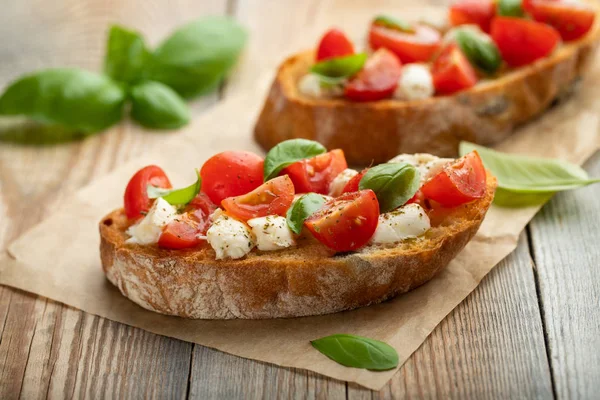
130;81;190;129
311;334;399;371
264;139;327;180
498;0;524;17
148;170;201;205
359;163;420;213
454;28;502;74
286;193;328;234
373;15;414;33
311;53;367;79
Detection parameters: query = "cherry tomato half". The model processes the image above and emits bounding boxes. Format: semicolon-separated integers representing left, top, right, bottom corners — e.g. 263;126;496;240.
491;17;560;67
305;190;380;252
316;28;355;61
528;0;595;42
420;150;486;207
431;44;478;95
124;165;172;220
449;0;496;33
200;151;264;205
368;24;442;63
282;149;348;194
221;175;295;221
344;48;403;101
341;168;368;194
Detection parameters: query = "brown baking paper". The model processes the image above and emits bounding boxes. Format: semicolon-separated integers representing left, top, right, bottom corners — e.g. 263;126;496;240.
2;56;600;392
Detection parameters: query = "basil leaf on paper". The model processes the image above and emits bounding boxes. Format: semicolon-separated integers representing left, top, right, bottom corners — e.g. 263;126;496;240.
104;25;150;84
454;28;502;74
0;68;126;133
264;139;327;180
130;81;190;129
286;193;328;234
359;163;420;213
311;53;367;79
148;16;247;98
373;15;414;33
148;170;201;205
498;0;524;17
311;334;399;371
460;142;600;193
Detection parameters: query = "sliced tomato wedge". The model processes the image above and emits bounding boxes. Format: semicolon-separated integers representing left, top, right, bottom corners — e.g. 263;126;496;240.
282;149;348;194
431;44;478;94
368;24;441;63
305;190;380;252
344;48;403;101
316;28;355;61
491;17;561;67
200;151;264;205
341;168;368;194
420;150;487;207
449;0;496;33
221;175;295;221
124;165;172;220
527;0;595;42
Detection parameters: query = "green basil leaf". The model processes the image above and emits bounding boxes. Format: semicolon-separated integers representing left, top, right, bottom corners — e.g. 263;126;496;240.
147;16;247;98
498;0;524;17
311;53;367;79
286;193;327;234
455;28;502;74
373;15;414;33
148;170;201;205
493;188;554;208
130;81;190;129
0;68;126;133
359;163;420;213
460;142;600;193
311;334;399;371
264;139;327;181
104;25;150;84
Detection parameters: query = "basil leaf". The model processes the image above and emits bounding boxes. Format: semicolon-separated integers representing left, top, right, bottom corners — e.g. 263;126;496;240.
311;334;399;371
493;188;554;208
311;53;367;79
148;170;201;205
130;81;190;129
286;193;327;234
455;28;502;74
0;68;126;133
460;142;600;193
147;16;247;98
264;139;327;180
373;15;414;33
104;25;150;85
359;163;420;213
498;0;524;17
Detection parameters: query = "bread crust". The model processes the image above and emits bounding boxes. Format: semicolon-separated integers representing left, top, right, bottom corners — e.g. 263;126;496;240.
99;175;496;319
254;22;600;164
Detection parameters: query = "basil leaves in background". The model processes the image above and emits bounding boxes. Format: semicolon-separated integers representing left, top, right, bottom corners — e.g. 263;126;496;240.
373;15;414;33
148;170;201;205
454;28;502;74
104;25;150;85
311;334;399;371
286;193;328;234
264;139;327;180
311;53;367;79
498;0;524;17
359;163;420;213
130;81;190;129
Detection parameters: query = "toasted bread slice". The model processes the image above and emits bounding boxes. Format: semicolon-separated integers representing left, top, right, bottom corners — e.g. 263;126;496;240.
99;174;496;319
254;23;600;165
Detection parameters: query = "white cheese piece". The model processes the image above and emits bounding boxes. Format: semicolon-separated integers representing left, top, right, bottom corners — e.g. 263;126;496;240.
370;204;431;244
388;153;453;184
206;214;255;260
247;215;296;251
394;64;434;101
297;74;345;98
328;168;359;196
126;198;177;245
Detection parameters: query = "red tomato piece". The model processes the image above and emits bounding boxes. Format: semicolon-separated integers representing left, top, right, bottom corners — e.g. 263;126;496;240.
449;0;496;32
344;48;403;101
304;190;380;252
341;169;368;194
282;149;348;194
431;44;478;94
221;175;295;221
368;24;441;63
316;28;355;61
528;0;595;42
124;165;172;220
200;151;264;205
491;17;561;67
420;151;487;207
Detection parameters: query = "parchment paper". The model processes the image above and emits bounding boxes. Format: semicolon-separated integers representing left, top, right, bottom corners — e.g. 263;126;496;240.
1;58;600;392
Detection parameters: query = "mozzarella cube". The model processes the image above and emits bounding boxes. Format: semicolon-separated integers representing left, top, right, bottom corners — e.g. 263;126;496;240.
247;215;296;251
394;64;434;101
298;74;345;98
371;204;431;244
388;153;452;184
126;197;177;245
206;215;255;260
328;168;359;196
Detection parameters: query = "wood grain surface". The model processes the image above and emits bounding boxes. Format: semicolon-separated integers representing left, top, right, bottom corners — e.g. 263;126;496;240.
0;0;599;399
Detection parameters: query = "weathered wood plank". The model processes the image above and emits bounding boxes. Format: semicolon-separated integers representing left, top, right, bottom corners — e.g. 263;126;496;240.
529;152;600;400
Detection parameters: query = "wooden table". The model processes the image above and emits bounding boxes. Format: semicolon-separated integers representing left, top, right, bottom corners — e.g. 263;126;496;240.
1;0;599;398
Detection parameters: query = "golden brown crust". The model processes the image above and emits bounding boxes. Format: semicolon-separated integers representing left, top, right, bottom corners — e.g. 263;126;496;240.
254;21;600;165
99;175;497;319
